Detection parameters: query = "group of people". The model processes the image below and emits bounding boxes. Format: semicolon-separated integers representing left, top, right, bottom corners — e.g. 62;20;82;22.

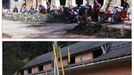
111;0;130;23
12;0;130;23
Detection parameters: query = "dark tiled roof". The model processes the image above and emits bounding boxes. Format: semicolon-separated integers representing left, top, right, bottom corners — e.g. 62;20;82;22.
23;42;108;68
23;42;131;69
67;42;131;67
93;42;131;62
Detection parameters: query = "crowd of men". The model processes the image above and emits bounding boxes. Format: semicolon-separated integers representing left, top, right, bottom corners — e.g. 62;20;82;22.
12;0;130;23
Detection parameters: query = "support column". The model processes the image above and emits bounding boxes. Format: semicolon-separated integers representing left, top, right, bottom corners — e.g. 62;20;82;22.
65;0;70;7
30;0;33;7
26;0;33;8
33;0;36;8
38;0;42;6
100;0;108;11
83;0;88;6
65;0;76;7
51;0;60;9
72;0;76;7
55;0;60;8
42;0;47;8
116;0;121;7
88;0;94;6
100;0;111;12
24;70;28;75
26;0;31;9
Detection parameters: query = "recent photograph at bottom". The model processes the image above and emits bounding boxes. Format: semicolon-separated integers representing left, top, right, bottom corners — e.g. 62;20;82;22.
3;41;131;75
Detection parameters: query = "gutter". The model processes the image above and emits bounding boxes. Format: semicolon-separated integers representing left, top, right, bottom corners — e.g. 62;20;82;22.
64;55;131;71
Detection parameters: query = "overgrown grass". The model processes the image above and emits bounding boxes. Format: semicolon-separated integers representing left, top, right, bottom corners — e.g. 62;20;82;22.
2;13;67;24
68;22;131;38
97;27;131;38
3;13;48;23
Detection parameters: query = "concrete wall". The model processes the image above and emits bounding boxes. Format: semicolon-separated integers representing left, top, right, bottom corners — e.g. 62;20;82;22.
32;66;38;74
18;51;93;75
58;58;68;67
23;69;28;75
75;52;92;63
43;63;52;71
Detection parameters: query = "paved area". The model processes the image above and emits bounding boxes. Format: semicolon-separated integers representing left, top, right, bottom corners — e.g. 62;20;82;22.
2;20;97;39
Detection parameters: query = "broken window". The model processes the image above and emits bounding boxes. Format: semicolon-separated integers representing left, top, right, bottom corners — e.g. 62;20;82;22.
92;49;103;58
69;56;75;64
38;65;43;71
20;71;24;75
28;68;32;74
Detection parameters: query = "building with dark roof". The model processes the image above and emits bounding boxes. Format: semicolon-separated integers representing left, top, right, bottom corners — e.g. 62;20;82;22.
16;41;131;75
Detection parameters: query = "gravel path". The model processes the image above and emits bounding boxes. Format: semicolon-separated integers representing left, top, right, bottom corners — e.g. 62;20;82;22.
2;20;97;39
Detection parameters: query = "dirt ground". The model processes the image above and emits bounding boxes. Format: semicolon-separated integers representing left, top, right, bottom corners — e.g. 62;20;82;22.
3;20;131;39
2;20;98;39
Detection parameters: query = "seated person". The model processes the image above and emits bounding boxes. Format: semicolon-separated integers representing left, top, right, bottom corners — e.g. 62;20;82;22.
111;6;124;23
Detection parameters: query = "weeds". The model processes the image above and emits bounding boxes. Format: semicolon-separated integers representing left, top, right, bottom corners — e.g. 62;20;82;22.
70;22;131;38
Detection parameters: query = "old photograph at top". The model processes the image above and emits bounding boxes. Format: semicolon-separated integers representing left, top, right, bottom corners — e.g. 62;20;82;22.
2;0;131;39
3;41;132;75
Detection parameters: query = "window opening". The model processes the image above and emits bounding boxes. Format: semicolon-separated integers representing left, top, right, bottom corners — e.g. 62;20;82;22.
93;49;103;58
69;56;75;64
28;68;32;74
38;65;43;71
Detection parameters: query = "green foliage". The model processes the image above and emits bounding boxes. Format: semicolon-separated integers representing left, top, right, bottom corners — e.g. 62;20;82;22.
3;13;48;24
2;13;67;24
97;27;131;38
